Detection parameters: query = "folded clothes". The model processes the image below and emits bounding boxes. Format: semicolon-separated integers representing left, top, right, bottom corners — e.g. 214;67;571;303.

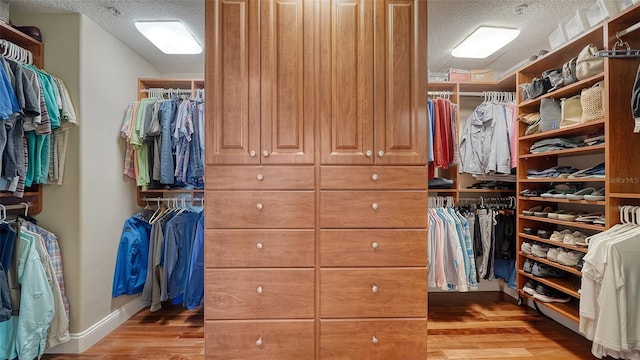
569;162;605;178
530;137;583;152
429;177;455;189
527;165;577;178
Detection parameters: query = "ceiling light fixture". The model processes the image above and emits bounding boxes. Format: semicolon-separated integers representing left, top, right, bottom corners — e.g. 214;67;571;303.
135;21;202;55
451;26;520;59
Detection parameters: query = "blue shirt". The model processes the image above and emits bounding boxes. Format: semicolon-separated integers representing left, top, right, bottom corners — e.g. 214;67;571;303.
112;215;152;297
183;213;204;310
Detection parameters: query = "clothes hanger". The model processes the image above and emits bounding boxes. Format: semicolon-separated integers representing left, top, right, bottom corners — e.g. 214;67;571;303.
596;37;640;58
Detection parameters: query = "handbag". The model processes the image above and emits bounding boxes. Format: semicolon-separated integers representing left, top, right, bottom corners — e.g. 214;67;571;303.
543;68;564;92
539;98;562;132
562;57;578;86
576;44;604;80
560;95;583;128
520;112;541;135
529;76;551;98
580;81;605;122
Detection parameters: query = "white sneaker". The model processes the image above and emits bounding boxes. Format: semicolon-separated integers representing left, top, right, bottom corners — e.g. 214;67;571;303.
556;250;584;267
521;242;532;255
531;243;550;258
547;248;560;262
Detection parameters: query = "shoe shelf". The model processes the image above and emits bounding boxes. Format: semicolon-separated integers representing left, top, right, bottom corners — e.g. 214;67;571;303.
458;189;515;193
518;196;606;206
520;178;605;183
519;215;605;231
518;144;605;159
518;270;581;299
518;73;605;111
518;119;605;142
519;233;588;254
519;252;582;276
609;193;640;199
518;291;580;323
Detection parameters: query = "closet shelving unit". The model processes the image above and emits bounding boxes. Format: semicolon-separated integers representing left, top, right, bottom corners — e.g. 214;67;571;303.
0;22;43;214
135;78;205;206
427;74;517;203
516;2;640;324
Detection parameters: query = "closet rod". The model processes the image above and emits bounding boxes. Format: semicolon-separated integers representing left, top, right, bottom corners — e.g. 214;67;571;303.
140;89;193;93
142;196;204;202
428;91;516;97
0;202;31;211
617;21;640;38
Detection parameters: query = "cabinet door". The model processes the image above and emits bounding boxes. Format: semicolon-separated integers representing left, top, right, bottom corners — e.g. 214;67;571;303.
373;0;427;165
206;0;261;165
261;0;315;164
319;0;374;165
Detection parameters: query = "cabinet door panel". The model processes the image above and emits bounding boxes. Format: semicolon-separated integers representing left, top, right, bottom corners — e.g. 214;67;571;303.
320;166;426;189
207;0;260;164
320;0;374;164
261;0;315;164
374;0;427;165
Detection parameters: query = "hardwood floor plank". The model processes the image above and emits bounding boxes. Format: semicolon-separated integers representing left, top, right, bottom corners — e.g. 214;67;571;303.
443;348;533;358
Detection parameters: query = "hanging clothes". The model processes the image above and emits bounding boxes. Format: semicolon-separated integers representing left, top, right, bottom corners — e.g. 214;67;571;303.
428;96;458;176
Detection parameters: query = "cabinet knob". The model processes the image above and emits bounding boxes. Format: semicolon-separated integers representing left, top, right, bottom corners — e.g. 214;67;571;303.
257;285;263;294
372;242;379;250
256;337;263;346
371;203;379;210
249;150;256;158
371;173;379;181
378;150;385;158
262;150;270;157
256;242;263;250
256;174;264;181
256;203;263;210
372;284;379;293
365;150;373;158
372;336;379;345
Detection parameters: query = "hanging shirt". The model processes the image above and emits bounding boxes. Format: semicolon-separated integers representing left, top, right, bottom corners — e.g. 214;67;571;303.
112;214;152;297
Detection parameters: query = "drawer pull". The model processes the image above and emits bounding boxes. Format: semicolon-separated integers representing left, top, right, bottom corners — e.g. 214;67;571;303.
256;242;264;250
371;203;379;210
372;284;379;294
256;203;263;210
365;150;373;158
371;173;379;181
256;174;264;181
371;242;379;250
262;150;270;157
256;337;263;346
249;150;256;158
372;336;379;345
257;285;263;294
378;150;385;158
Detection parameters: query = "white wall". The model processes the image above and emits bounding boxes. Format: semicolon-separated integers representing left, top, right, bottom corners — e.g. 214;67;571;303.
11;10;160;352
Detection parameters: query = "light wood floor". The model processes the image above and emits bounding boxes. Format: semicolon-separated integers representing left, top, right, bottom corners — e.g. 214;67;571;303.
42;292;597;359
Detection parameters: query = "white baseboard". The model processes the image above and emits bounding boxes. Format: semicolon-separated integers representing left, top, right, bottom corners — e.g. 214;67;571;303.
45;297;145;354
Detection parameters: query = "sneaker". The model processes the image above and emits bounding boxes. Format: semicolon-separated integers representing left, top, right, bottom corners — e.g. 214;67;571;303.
531;243;550;258
533;284;571;303
556;250;584;267
547;247;560;262
550;229;571;242
532;263;567;278
576;258;585;272
563;231;586;245
523;280;537;295
524;259;533;273
521;242;532;255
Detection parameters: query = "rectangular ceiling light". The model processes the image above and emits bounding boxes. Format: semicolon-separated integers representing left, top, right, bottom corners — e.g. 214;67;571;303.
451;26;520;58
135;21;202;54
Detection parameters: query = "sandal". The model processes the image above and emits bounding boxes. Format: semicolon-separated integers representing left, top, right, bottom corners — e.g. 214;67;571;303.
566;187;596;200
523;205;543;216
583;187;605;201
534;206;554;217
576;212;604;224
520;189;539;197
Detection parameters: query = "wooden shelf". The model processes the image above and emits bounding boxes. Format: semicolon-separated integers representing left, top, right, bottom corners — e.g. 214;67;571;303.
519;215;606;231
518;73;605;110
519;252;582;276
519;233;589;253
519;119;605;141
518;196;605;206
609;193;640;199
458;189;515;193
518;291;580;323
519;144;605;159
520;177;605;183
518;270;580;299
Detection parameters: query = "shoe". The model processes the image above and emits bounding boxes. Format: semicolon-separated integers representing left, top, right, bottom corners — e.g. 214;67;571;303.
547;210;567;220
541;184;571;198
565;187;596;200
576;258;585;272
523;205;543;216
531;243;550;258
562;231;585;245
550;229;571;241
520;189;540;197
524;259;533;273
537;229;552;239
532;263;567;278
593;216;606;226
533;284;571;303
547;247;560;262
557;211;579;222
521;242;532;255
523;227;536;235
583;187;605;201
576;213;604;224
556;250;584;267
534;206;554;217
523;280;537;295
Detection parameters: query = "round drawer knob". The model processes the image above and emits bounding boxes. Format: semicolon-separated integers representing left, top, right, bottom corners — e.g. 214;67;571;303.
256;174;264;181
256;242;264;250
256;203;263;210
372;336;379;345
249;150;256;158
378;150;385;158
371;203;379;210
256;337;263;346
257;285;263;294
372;285;379;293
371;173;379;181
371;242;379;250
365;150;373;158
262;150;270;157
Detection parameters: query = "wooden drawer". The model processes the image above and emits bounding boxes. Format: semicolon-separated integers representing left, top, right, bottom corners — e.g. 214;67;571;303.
206;269;315;319
206;166;315;190
206;191;315;229
320;230;426;267
207;230;315;268
206;320;314;360
320;166;426;190
319;191;427;228
320;319;427;360
320;269;427;318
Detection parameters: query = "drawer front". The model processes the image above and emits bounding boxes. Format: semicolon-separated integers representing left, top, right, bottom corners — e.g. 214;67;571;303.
206;191;315;229
320;269;427;318
206;320;315;360
320;319;427;360
206;269;314;319
319;191;427;228
320;166;426;190
206;166;315;190
207;230;315;267
320;230;426;267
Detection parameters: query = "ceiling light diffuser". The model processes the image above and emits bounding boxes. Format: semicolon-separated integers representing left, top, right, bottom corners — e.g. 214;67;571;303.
451;26;520;59
135;21;202;55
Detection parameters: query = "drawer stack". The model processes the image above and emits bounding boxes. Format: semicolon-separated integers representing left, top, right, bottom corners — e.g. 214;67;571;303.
205;166;316;359
318;166;428;359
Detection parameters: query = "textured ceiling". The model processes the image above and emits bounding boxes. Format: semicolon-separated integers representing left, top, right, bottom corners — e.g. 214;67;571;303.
6;0;620;78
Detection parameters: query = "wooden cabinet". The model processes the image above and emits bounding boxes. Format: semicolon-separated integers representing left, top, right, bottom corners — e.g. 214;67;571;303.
207;0;314;165
319;0;427;165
